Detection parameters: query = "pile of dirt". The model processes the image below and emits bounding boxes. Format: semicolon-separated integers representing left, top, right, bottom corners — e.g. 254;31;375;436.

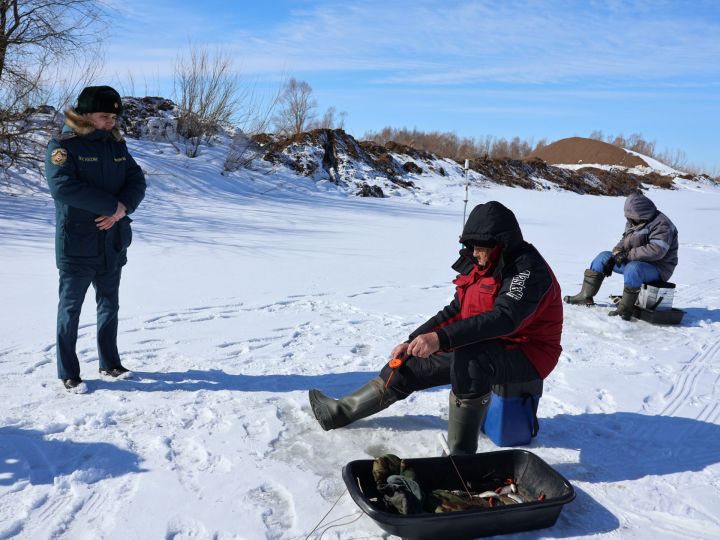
468;157;651;195
530;137;649;167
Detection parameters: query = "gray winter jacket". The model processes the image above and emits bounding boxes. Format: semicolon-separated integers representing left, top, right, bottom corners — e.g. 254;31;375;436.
613;192;678;281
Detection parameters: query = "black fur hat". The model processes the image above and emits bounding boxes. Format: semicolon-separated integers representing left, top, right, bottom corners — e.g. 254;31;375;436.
76;86;123;115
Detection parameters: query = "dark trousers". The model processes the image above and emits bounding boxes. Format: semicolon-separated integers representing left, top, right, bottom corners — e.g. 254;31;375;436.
56;266;123;379
379;340;540;400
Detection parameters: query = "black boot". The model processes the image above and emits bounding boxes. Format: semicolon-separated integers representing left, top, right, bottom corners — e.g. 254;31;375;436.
609;286;640;320
564;269;604;305
447;391;492;455
308;377;396;431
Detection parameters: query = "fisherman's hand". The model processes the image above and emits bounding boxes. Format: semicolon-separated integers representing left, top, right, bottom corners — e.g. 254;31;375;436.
407;333;440;358
390;342;410;360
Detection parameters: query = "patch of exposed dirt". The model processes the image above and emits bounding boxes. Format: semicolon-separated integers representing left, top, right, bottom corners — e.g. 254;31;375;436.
121;97;176;139
529;136;648;167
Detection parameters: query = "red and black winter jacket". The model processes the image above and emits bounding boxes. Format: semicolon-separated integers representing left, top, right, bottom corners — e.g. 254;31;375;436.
408;202;563;379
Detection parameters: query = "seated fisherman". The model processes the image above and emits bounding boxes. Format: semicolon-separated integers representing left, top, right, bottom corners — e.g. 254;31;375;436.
564;191;679;320
308;201;563;455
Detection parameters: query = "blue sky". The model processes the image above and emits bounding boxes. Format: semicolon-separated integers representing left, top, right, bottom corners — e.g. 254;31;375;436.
103;0;720;172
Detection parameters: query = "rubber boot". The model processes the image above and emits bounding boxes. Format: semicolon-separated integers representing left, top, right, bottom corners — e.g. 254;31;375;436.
447;391;492;455
609;286;640;321
308;377;397;431
563;269;604;305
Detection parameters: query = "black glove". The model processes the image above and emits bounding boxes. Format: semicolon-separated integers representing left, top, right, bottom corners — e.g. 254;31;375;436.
602;256;616;277
615;250;628;264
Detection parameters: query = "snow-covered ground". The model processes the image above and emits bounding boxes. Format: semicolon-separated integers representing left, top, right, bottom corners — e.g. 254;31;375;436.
1;137;719;540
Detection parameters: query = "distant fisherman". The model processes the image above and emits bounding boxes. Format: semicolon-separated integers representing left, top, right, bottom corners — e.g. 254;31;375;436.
309;201;563;455
45;86;146;392
564;191;679;320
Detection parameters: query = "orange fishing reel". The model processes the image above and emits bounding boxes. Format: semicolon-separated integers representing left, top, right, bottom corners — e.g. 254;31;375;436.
380;356;406;405
388;356;405;369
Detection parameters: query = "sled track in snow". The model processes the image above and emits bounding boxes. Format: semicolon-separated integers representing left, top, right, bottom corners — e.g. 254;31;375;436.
658;337;720;422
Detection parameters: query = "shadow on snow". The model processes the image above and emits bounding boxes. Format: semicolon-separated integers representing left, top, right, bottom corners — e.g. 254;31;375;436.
0;427;145;486
90;368;446;396
540;412;720;482
679;306;720;325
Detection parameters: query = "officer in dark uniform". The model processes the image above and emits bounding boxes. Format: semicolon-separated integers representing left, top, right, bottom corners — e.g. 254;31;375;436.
45;86;146;392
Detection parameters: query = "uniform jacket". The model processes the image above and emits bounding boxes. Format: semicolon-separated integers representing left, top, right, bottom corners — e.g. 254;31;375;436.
613;192;678;282
408;201;563;379
45;109;146;270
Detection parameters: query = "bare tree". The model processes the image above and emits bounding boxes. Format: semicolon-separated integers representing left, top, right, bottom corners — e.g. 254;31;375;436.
311;106;347;130
175;44;282;162
0;0;106;168
0;0;103;83
174;45;241;157
273;77;317;136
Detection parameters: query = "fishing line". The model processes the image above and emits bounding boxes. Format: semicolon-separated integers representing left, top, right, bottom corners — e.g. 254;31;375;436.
438;433;473;499
315;511;363;539
303;488;348;540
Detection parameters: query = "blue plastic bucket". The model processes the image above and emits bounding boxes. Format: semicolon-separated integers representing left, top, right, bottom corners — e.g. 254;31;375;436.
482;379;543;447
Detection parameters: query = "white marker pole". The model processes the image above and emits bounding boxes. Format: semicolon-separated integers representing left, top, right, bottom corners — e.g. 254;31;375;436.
462;159;470;231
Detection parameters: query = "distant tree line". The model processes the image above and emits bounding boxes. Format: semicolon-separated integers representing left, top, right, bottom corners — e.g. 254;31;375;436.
363;127;714;176
588;130;691;172
363;127;548;161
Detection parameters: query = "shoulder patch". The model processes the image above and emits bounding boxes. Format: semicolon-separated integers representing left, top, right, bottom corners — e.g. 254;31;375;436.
51;148;68;166
506;270;531;300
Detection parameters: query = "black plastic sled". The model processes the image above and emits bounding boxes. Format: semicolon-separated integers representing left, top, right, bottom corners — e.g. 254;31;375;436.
342;449;575;540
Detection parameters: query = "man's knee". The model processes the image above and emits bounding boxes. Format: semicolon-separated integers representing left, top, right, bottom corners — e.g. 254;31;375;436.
58;287;87;313
590;251;613;273
379;354;451;397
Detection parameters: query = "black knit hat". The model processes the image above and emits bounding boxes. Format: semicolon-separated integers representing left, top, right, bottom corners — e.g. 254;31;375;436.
76;86;123;115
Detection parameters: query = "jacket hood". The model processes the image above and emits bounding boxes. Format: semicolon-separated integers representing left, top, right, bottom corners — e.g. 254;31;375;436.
460;201;524;252
624;192;658;222
64;107;123;142
452;201;524;275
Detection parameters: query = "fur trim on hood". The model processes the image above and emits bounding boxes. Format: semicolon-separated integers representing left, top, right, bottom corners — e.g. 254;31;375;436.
64;107;123;142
